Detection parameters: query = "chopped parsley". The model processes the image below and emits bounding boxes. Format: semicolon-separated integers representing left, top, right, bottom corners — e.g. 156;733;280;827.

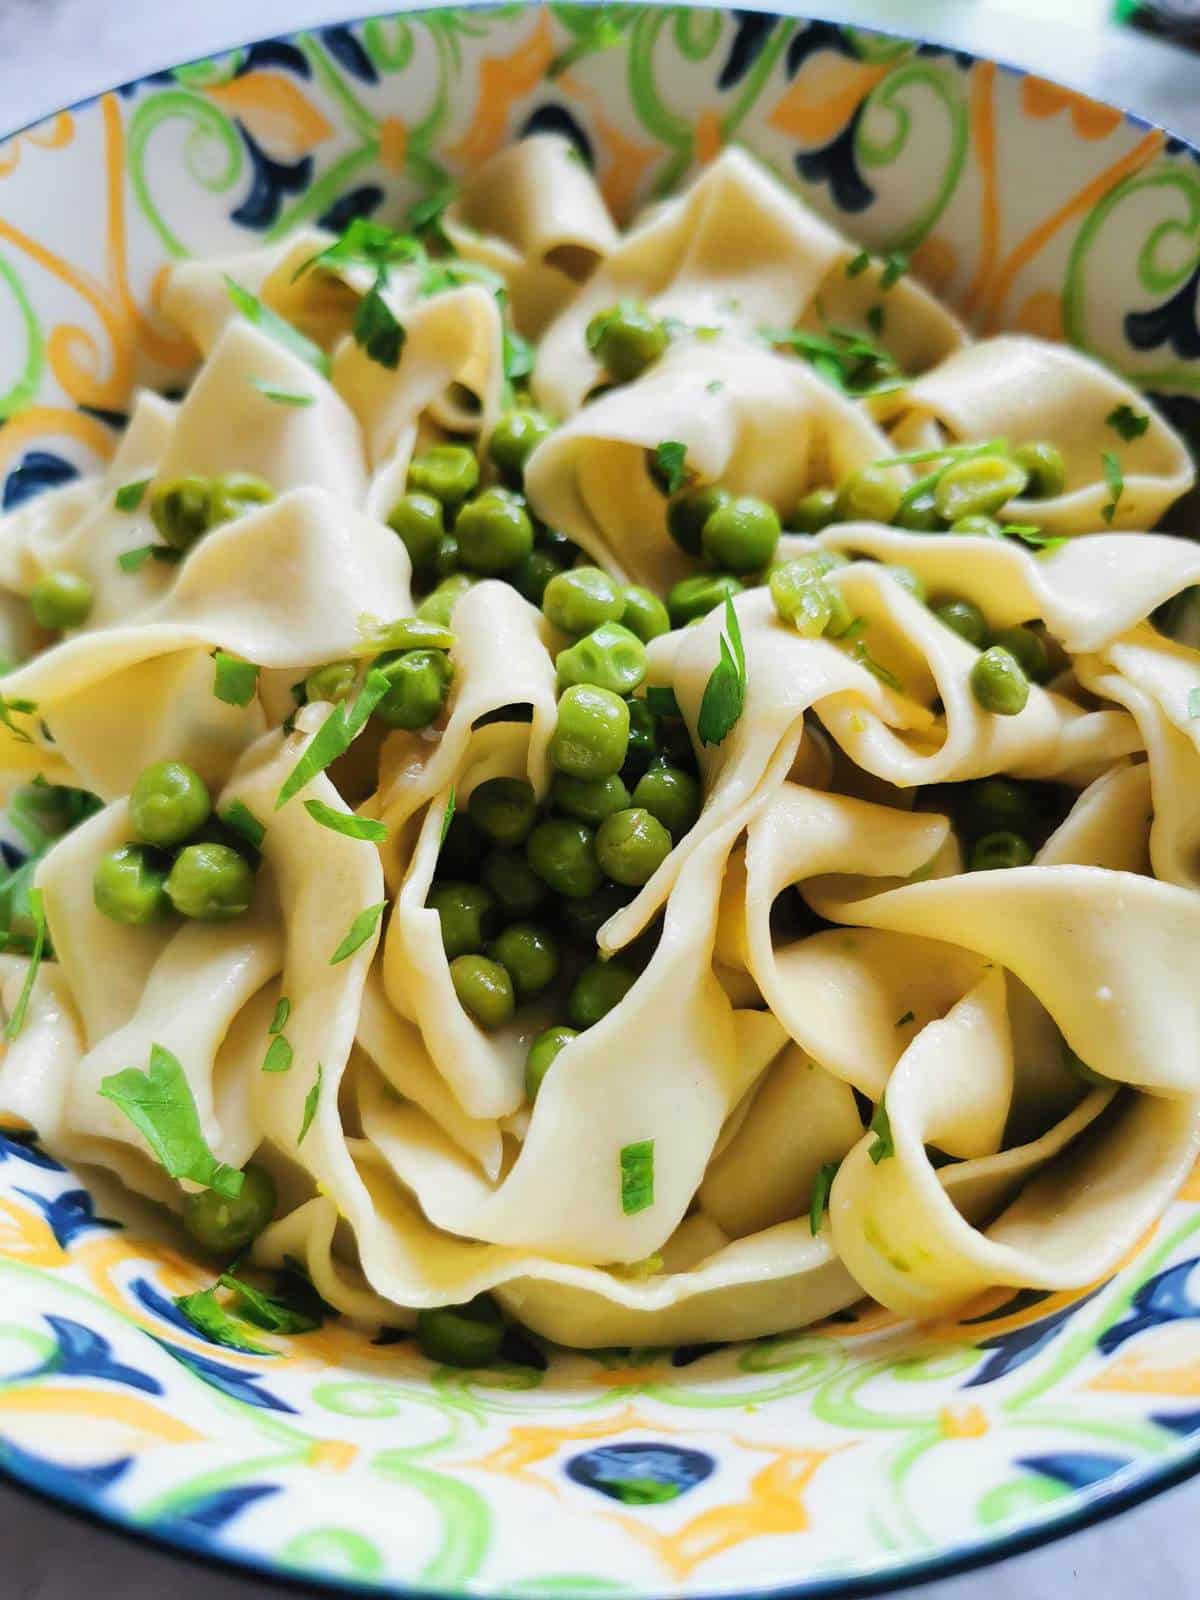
223;276;331;376
0;693;38;744
503;329;535;385
250;378;314;407
175;1286;271;1353
851;637;902;692
353;272;406;369
619;1139;655;1215
696;595;746;747
262;1034;293;1074
762;325;902;396
1101;449;1124;524
705;379;725;395
867;1103;894;1165
867;304;885;337
220;800;266;852
845;250;871;278
211;651;260;708
292;216;422;282
275;668;392;809
298;1063;323;1144
439;787;456;847
330;900;387;965
302;798;388;843
1004;524;1068;554
404;183;456;241
649;440;690;496
117;544;182;574
4;886;46;1040
114;478;150;512
270;997;290;1035
880;252;908;290
99;1043;245;1197
809;1160;840;1234
219;1270;321;1333
1106;403;1149;442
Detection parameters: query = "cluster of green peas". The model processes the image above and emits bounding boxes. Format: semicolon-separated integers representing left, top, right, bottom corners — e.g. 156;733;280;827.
954;773;1050;873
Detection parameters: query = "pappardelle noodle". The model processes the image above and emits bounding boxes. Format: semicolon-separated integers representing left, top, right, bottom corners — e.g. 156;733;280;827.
2;134;1200;1360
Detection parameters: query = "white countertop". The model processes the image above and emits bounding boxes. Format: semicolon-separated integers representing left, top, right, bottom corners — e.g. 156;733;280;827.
0;0;1196;1596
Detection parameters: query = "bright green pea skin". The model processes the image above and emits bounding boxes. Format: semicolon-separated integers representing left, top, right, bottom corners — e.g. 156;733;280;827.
559;882;631;945
543;566;623;635
375;649;453;730
93;843;170;926
416;1295;504;1367
933;597;988;648
969;830;1035;871
667;573;744;629
894;490;945;533
305;659;358;705
769;562;835;635
427;880;496;960
990;624;1049;683
620;585;670;643
549;685;630;780
166;842;255;922
633;764;701;839
586;302;668;384
30;570;93;631
487;922;560;1001
183;1161;276;1256
836;465;904;525
552;772;631;826
456;491;534;576
129;760;211;850
950;515;1006;538
701;496;781;575
567;959;637;1029
1012;440;1066;500
667;486;730;557
150;476;214;550
934;455;1028;523
387;492;444;577
418;574;475;627
970;645;1030;716
481;849;548;919
211;472;274;527
595;807;672;887
525;818;603;899
449;953;515;1029
525;1025;578;1100
960;778;1041;842
489;409;554;484
468;777;537;847
792;487;839;535
407;444;480;508
556;621;646;696
886;565;926;602
435;533;460;578
509;549;563;606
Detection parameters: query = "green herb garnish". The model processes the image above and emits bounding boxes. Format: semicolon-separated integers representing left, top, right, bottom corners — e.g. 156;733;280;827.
114;478;150;512
292;217;422;282
174;1287;271;1353
270;997;290;1035
302;798;388;843
867;1103;894;1164
223;276;331;376
1101;449;1123;524
650;440;690;496
353;272;406;370
896;1010;915;1026
212;651;260;708
262;1035;293;1074
330;900;387;965
298;1063;323;1144
275;668;392;809
696;596;747;748
117;544;183;574
880;252;908;290
218;1270;321;1334
439;787;456;847
1106;403;1149;442
845;250;871;278
4;886;46;1040
220;800;266;852
250;378;314;407
809;1160;839;1234
99;1043;245;1197
619;1139;655;1215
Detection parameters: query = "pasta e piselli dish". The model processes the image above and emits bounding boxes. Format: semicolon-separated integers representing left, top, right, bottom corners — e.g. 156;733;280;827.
0;133;1198;1361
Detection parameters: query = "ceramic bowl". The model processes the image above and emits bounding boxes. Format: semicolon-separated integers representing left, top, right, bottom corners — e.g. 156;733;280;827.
2;5;1200;1595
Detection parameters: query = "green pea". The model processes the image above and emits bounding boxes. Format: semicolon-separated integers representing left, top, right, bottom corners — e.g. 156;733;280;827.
487;922;559;1001
970;646;1030;716
437;809;484;879
934;455;1028;523
211;471;274;527
481;850;548;919
950;514;1005;538
30;570;93;632
489;408;554;483
525;1025;578;1100
435;533;460;578
933;597;988;648
375;649;453;730
150;475;215;550
129;760;211;850
552;772;631;826
427;881;496;960
1012;440;1065;500
549;685;629;779
559;882;631;945
525;818;603;899
667;486;731;557
183;1161;276;1256
468;777;537;846
449;953;515;1029
666;573;744;629
792;487;839;534
620;585;671;643
93;843;170;925
836;465;905;524
166;842;255;922
895;490;944;532
633;764;701;839
595;807;672;887
407;444;480;508
969;830;1035;871
701;495;781;575
886;565;926;603
305;659;358;705
990;624;1049;683
567;959;637;1029
769;563;835;636
416;1295;504;1367
586;302;669;384
417;574;475;627
542;566;623;635
387;492;444;577
456;490;534;576
624;699;658;775
509;548;563;606
556;621;647;696
960;778;1041;842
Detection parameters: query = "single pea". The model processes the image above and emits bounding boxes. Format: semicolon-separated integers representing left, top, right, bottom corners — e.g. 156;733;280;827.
449;953;515;1029
549;685;629;780
437;809;484;879
183;1161;276;1256
960;778;1041;841
701;495;781;575
487;921;560;1001
666;573;744;629
667;485;731;557
305;659;358;705
150;475;214;550
525;1025;578;1100
375;649;453;730
509;548;563;606
525;818;603;899
792;486;839;534
1013;440;1066;500
894;490;944;532
435;533;460;578
595;807;672;886
990;624;1049;683
559;882;632;945
950;514;1006;538
620;585;671;643
835;465;905;524
129;760;211;850
417;574;475;627
773;549;849;582
623;699;658;775
489;408;554;483
211;471;274;526
586;302;669;384
770;563;834;636
468;777;538;847
543;566;623;635
970;645;1030;716
387;492;444;577
633;764;701;839
93;843;170;925
416;1295;504;1367
567;959;637;1029
552;772;631;826
969;830;1035;871
933;597;988;648
166;841;255;921
481;849;548;919
886;565;926;603
556;621;647;697
427;881;496;960
456;490;534;575
29;570;93;632
934;455;1028;523
407;443;480;508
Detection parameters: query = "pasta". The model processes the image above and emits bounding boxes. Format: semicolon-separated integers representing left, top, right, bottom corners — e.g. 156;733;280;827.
1;134;1198;1358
